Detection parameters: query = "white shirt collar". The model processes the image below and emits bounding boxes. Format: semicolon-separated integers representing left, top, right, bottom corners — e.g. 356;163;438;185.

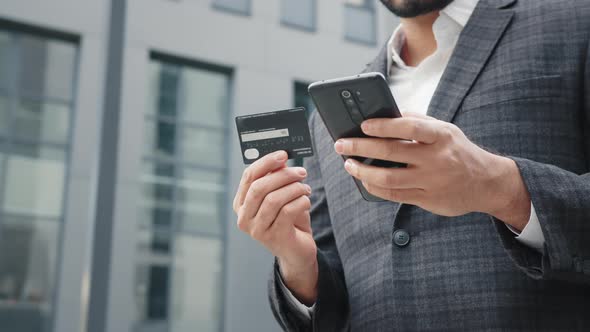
443;0;479;27
386;0;479;71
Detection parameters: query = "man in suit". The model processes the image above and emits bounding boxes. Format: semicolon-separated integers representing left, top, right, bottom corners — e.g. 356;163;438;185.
233;0;590;330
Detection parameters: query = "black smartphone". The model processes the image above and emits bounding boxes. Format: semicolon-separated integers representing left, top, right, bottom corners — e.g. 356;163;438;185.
308;72;405;202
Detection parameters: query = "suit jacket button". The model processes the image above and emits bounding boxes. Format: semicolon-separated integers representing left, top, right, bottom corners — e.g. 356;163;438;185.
393;229;410;247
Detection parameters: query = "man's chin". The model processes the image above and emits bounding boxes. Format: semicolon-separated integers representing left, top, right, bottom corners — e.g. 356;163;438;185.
380;0;454;18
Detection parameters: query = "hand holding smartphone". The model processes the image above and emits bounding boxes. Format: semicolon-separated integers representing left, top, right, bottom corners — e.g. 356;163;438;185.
308;72;405;202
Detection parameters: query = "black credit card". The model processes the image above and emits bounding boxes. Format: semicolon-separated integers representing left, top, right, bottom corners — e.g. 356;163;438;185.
235;107;314;164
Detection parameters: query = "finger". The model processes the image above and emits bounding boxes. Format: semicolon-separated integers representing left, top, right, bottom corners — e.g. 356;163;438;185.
361;117;441;144
271;195;312;233
401;111;436;120
251;182;311;238
241;166;308;220
362;181;425;205
334;137;424;164
234;150;288;212
344;158;422;189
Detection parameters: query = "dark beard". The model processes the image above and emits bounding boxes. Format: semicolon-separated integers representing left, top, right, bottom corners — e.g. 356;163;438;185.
379;0;454;18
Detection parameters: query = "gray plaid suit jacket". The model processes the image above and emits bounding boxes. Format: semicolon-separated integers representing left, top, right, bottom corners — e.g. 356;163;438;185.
268;0;590;330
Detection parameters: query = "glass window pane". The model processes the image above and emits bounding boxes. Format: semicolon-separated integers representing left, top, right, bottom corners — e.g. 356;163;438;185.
344;5;376;45
136;230;173;262
0;216;59;331
169;236;222;332
212;0;250;15
138;206;174;235
146;265;170;319
19;35;76;101
294;81;314;113
292;82;313;167
281;0;315;30
0;95;11;136
346;0;373;7
44;40;76;101
175;168;224;236
180;68;228;128
155;64;180;118
144;119;177;160
135;229;173;323
179;127;225;167
18;36;47;99
137;225;174;257
3;152;65;218
142;166;176;206
140;162;176;231
144;160;176;179
0;31;13;90
147;62;160;117
14;99;70;144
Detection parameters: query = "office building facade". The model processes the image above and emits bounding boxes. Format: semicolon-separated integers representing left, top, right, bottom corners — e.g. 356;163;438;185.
0;0;397;331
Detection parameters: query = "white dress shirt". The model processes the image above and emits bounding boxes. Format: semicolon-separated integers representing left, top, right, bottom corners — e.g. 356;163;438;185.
280;0;546;316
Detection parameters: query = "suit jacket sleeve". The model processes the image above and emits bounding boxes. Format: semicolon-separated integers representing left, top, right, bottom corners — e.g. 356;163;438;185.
268;111;350;332
492;37;590;284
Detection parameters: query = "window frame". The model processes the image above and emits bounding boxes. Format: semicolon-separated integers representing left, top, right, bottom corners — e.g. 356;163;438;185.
137;51;233;332
0;18;80;332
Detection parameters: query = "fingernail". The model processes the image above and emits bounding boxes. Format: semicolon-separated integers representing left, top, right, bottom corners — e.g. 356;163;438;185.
344;159;355;173
334;140;345;154
304;184;312;193
361;122;370;132
275;150;287;161
296;167;307;176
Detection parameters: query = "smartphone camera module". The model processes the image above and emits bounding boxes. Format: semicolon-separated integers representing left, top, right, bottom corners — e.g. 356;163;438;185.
340;90;364;125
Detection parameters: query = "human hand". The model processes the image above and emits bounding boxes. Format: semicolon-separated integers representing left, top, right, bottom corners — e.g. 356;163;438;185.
233;151;318;304
334;113;531;229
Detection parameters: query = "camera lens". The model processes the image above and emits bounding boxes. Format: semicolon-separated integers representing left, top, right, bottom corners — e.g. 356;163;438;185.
356;91;365;103
341;90;352;98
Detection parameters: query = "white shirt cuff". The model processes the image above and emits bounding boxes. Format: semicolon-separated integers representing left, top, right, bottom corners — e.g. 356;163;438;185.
505;202;545;253
277;271;315;319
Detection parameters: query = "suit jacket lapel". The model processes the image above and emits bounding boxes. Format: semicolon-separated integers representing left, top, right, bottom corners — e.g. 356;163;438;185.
363;0;516;123
427;0;515;122
363;42;389;76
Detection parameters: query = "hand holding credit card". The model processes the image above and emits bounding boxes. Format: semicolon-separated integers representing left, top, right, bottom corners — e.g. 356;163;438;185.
235;107;314;164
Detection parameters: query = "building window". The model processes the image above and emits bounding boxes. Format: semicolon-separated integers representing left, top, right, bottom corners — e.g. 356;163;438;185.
136;54;231;332
344;0;377;46
292;81;314;167
0;26;78;332
212;0;251;16
294;81;314;115
281;0;316;31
